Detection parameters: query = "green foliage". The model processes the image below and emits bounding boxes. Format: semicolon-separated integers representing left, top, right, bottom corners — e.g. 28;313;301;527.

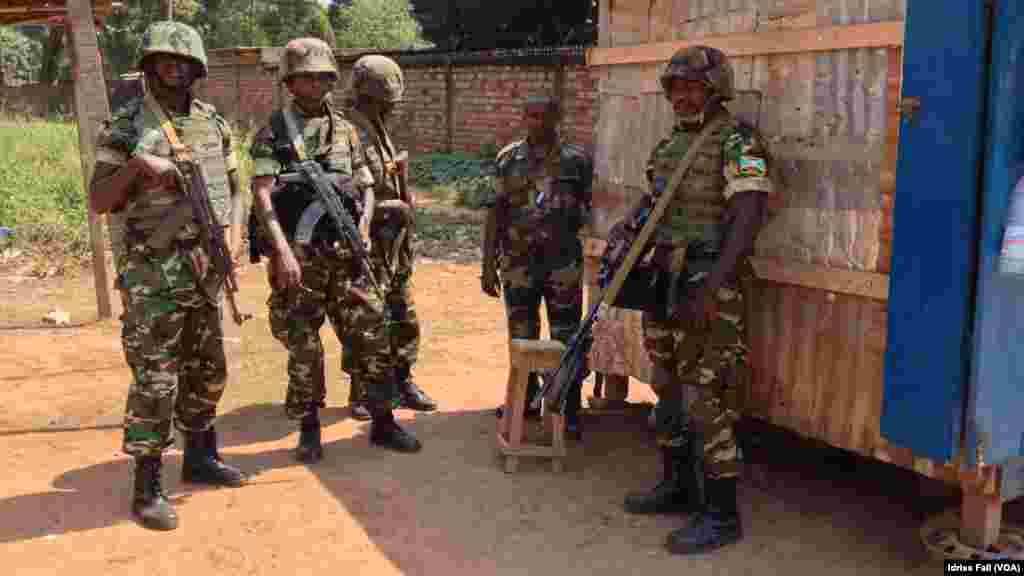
408;152;495;209
330;0;433;50
0;28;43;85
0;117;259;269
0;119;89;259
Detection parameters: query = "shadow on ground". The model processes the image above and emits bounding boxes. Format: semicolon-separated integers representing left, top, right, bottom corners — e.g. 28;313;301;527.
0;402;990;574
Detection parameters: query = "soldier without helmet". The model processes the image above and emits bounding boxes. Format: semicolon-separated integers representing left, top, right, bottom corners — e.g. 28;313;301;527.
89;21;247;532
249;38;423;459
481;95;593;439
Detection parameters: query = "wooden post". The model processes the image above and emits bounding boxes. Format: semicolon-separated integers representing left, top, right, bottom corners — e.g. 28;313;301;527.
960;464;1003;550
68;0;113;319
445;56;454;153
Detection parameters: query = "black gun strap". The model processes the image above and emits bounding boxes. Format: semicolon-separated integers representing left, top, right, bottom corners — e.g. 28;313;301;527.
281;102;311;162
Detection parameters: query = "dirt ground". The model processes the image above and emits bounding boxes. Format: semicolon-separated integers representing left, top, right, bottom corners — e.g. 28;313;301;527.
0;207;977;575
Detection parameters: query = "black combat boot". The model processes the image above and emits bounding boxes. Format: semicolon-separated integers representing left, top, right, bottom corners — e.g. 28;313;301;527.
665;432;742;555
295;410;323;463
624;445;697;515
665;477;742;554
369;404;422;453
348;375;372;421
397;366;437;412
181;426;247;486
132;455;178;531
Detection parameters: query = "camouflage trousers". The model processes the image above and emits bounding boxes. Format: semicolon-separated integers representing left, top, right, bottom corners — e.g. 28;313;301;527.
501;249;584;345
341;226;419;396
117;245;228;457
642;283;747;480
268;243;397;419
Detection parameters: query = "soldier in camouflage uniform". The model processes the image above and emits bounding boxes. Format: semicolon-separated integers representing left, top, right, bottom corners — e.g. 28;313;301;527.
481;96;593;437
89;21;247;532
340;54;437;418
604;46;775;554
249;38;422;459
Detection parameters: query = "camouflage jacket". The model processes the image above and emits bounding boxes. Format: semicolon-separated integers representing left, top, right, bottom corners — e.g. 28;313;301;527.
599;110;775;289
250;101;374;188
486;136;593;264
343;107;401;203
95;94;237;262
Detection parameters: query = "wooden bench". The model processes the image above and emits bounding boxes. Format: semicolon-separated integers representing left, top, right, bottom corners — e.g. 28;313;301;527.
496;339;568;473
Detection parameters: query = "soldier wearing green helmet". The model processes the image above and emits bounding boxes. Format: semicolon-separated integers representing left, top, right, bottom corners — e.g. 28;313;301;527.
340;54;439;417
249;38;423;459
603;45;777;554
89;20;247;532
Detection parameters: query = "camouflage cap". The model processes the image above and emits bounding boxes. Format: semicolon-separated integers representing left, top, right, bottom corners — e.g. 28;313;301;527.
659;46;734;101
281;37;338;83
348;54;405;103
139;20;208;78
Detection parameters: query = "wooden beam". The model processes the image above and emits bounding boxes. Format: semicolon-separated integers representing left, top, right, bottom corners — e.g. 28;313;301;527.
68;0;113;319
585;236;889;301
587;21;904;67
749;257;890;301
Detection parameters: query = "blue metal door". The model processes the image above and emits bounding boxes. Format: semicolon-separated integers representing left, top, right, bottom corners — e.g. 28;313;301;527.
881;0;989;463
968;0;1024;500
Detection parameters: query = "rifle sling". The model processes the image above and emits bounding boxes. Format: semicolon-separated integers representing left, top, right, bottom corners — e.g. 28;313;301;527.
281;102;311;162
598;113;728;316
140;94;205;251
143;94;224;287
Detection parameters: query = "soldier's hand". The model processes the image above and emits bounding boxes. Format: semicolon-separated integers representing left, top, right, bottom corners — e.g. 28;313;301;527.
272;249;302;291
132;153;184;192
481;265;501;298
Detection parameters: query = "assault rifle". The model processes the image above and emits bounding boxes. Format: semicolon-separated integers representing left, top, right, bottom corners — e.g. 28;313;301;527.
276;160;385;301
173;165;252;326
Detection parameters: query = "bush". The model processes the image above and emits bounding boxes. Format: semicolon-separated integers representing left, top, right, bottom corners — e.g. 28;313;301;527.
408;152;496;209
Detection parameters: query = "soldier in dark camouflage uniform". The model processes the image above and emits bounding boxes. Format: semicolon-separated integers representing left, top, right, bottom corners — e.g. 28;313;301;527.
89;21;247;532
481;96;593;436
249;39;422;460
604;46;775;554
340;55;437;418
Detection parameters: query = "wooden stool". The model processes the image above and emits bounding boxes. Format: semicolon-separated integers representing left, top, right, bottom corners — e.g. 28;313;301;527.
496;339;568;473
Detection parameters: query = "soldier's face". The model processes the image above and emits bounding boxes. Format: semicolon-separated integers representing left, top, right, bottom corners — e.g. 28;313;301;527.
523;104;555;137
288;73;336;102
668;79;712;117
152;54;196;90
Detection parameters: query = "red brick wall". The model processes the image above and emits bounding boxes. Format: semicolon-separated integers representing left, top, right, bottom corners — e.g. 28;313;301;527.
193;49;600;156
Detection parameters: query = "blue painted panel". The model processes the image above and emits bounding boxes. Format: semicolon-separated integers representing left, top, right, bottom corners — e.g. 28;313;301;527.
969;0;1024;498
881;0;988;462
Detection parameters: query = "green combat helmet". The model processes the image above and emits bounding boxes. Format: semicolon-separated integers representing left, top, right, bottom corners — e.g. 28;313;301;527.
280;38;339;83
659;45;734;101
139;20;208;78
348;54;405;103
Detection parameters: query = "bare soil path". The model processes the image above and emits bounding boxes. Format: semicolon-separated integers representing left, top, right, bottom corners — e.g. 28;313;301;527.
0;198;975;575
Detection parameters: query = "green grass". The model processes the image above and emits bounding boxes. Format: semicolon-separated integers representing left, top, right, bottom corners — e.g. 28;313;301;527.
0;116;258;271
0;118;90;263
0;117;494;273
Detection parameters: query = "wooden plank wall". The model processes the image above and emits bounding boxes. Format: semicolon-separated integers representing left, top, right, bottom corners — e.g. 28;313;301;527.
587;0;905;457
